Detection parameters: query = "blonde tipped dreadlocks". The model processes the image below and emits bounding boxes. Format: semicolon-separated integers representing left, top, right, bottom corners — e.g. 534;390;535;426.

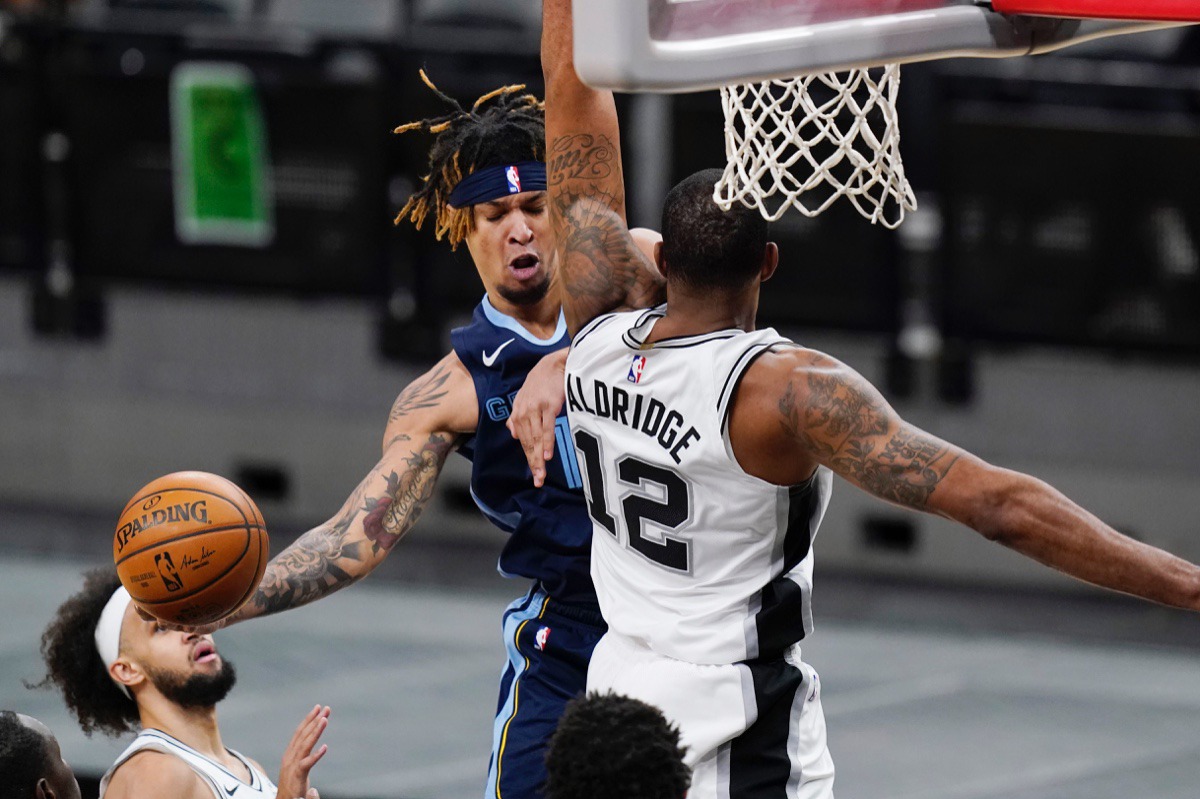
394;70;546;249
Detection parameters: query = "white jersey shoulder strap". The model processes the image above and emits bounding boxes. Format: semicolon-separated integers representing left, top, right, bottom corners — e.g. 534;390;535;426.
99;729;276;799
713;327;794;433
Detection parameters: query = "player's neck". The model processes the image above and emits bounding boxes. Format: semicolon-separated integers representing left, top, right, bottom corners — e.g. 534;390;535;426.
652;286;758;341
140;700;225;759
486;291;562;339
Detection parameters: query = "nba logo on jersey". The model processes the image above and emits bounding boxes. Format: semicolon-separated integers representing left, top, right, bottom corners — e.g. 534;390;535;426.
534;626;551;651
506;165;521;194
627;355;647;384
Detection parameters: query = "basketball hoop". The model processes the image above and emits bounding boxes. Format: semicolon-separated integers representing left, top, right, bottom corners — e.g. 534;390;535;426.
715;65;917;229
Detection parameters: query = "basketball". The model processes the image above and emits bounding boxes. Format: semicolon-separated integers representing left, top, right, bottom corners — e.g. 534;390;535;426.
113;471;269;626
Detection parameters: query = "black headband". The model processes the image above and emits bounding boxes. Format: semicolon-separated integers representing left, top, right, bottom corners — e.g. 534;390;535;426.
447;161;547;208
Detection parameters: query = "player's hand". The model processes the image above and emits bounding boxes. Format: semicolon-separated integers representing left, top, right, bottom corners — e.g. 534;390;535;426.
507;348;568;487
149;610;233;635
276;705;330;799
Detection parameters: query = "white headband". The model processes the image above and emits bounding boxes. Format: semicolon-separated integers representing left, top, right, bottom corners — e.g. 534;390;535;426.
94;586;133;700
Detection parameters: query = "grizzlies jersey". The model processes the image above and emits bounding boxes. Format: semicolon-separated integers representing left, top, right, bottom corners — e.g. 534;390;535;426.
566;307;833;665
100;729;276;799
451;295;596;606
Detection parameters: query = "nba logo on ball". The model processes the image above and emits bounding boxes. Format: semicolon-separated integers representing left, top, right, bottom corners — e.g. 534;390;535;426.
506;165;521;194
535;626;551;651
627;355;646;384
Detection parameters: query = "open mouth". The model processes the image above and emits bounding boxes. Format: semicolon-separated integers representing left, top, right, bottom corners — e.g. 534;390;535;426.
508;254;540;280
192;641;219;665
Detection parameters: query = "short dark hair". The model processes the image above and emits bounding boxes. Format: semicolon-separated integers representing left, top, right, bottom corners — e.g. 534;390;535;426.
33;568;139;738
661;168;769;291
0;710;47;799
544;692;690;799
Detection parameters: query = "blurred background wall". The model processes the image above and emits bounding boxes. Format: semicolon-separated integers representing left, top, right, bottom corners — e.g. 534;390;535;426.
1;1;1198;588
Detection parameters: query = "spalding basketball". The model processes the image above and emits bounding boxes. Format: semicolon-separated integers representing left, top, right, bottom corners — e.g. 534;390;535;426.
113;471;268;626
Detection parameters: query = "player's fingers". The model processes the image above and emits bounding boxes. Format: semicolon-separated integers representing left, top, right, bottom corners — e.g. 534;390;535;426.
286;706;321;753
298;715;328;753
296;705;321;735
523;433;546;486
307;788;320;799
539;406;557;463
301;743;329;769
512;413;546;484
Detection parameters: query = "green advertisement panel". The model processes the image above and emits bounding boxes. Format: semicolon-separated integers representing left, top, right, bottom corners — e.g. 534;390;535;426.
171;63;274;247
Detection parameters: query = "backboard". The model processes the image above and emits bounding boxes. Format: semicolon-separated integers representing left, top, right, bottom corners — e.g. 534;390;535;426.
573;0;1189;92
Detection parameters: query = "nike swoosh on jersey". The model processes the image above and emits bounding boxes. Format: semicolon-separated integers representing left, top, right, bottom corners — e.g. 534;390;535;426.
482;338;516;367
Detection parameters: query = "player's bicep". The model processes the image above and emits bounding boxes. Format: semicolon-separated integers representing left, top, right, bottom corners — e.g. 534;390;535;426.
780;352;963;513
383;351;477;451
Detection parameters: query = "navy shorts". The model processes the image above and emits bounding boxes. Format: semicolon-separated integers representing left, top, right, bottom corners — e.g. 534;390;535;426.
484;584;606;799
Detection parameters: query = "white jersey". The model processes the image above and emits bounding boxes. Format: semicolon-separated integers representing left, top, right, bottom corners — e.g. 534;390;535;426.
99;729;277;799
566;307;832;666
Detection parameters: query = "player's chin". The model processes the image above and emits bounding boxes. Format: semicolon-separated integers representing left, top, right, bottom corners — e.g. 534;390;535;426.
499;273;552;307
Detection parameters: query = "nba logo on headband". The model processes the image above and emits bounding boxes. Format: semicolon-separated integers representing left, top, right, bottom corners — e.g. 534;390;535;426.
506;165;521;194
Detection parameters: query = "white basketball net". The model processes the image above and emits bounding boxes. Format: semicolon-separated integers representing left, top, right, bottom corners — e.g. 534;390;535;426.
715;65;917;229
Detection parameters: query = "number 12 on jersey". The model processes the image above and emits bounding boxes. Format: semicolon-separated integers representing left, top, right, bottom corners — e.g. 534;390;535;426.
574;430;693;573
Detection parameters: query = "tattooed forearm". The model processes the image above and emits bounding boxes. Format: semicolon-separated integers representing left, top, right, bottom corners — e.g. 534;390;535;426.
547;133;619;196
366;434;456;552
555;192;646;295
245;432;457;617
828;427;959;509
548;132;660;315
390;366;453;422
250;494;367;616
780;362;959;509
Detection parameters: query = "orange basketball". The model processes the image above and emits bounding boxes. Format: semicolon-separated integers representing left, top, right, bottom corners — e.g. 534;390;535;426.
113;471;268;626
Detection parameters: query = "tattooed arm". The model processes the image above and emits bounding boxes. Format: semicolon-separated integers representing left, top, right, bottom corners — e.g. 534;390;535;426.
542;0;665;335
729;348;1200;611
183;352;477;632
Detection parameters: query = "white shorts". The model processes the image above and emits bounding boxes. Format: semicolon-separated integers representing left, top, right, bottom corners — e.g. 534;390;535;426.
587;632;835;799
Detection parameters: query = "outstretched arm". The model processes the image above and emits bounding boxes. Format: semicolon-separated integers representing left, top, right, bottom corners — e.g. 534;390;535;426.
542;0;664;335
731;349;1200;611
184;353;476;632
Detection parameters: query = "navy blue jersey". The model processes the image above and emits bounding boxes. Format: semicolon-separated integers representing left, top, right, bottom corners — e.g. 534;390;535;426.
451;295;596;606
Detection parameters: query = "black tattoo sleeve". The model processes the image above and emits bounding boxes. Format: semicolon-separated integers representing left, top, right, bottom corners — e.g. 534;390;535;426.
548;133;664;328
780;360;959;509
389;365;453;423
245;432;457;617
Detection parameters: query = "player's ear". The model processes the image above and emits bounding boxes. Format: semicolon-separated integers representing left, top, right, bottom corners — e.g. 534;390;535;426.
759;241;779;283
110;656;144;693
35;777;54;799
653;241;669;280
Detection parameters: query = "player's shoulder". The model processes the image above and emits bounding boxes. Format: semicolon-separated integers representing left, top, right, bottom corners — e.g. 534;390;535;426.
105;749;208;798
739;345;841;395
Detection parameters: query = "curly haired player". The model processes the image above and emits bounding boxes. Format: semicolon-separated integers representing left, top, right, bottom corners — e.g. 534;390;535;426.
35;568;328;799
544;693;690;799
174;72;664;799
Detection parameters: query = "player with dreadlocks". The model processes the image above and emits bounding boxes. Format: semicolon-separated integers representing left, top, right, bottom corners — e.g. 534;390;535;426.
173;71;665;799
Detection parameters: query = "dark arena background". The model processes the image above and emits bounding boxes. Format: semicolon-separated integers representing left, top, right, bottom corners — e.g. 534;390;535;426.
1;2;1199;798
